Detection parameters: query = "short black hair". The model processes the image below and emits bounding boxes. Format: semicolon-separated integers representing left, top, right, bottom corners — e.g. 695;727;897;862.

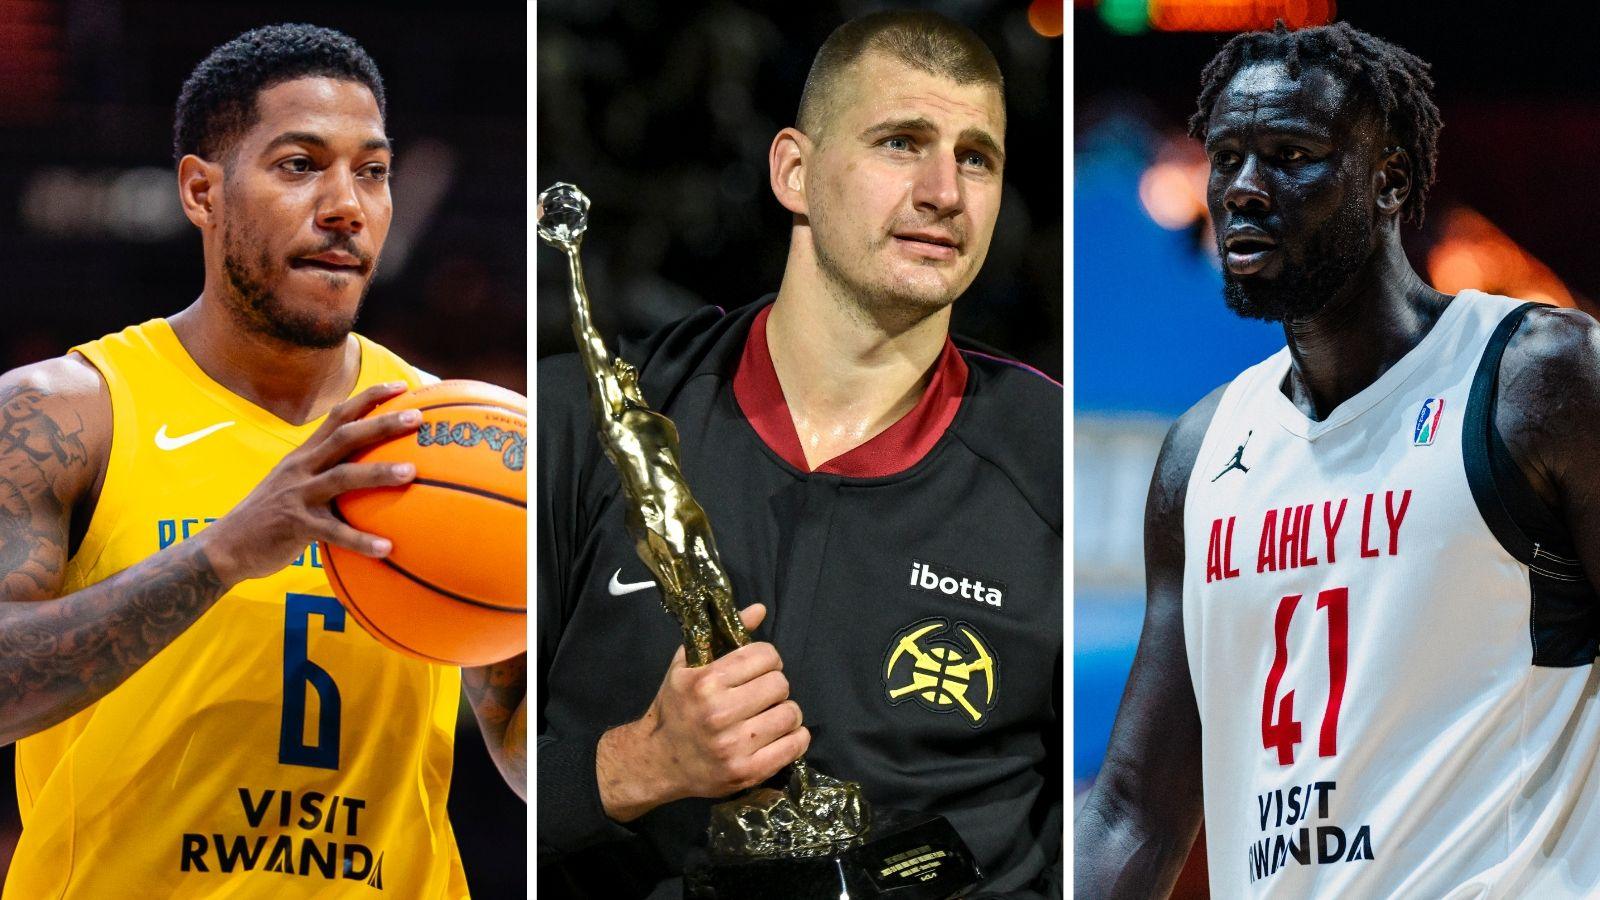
1189;21;1441;224
174;23;386;165
798;10;1004;140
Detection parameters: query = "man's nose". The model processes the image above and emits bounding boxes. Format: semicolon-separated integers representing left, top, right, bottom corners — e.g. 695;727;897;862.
912;153;964;217
1223;155;1271;214
316;167;364;234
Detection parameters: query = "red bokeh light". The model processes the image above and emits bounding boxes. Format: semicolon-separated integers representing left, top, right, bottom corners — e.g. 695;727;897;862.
1149;0;1336;32
1030;0;1065;38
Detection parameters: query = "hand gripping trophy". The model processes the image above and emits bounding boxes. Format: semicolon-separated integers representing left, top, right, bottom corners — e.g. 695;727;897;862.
538;183;979;899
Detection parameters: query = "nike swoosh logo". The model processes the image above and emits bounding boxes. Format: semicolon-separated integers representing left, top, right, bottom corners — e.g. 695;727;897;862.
608;569;656;596
154;421;236;451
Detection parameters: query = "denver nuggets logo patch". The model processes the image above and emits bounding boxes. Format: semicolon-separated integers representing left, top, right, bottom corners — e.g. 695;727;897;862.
882;617;998;728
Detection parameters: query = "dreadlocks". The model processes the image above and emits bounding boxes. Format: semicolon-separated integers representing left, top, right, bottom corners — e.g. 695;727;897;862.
1189;21;1442;224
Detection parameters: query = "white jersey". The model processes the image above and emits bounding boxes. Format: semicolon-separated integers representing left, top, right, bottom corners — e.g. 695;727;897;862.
1182;290;1600;899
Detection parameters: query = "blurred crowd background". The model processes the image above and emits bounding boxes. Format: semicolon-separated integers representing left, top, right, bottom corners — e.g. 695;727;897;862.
1075;0;1600;893
535;0;1064;380
0;0;524;894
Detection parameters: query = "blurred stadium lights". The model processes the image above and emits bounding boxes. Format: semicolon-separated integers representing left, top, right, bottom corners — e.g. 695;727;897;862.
0;0;63;123
1096;0;1149;35
1137;140;1208;231
20;166;185;241
1088;0;1335;34
1028;0;1065;37
1149;0;1334;31
1427;205;1574;307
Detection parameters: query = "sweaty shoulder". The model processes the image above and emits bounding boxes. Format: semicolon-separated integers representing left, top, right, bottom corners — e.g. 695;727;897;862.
1493;304;1600;505
947;348;1064;536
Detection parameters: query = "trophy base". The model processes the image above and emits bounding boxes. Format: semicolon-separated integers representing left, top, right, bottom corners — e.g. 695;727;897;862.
683;809;980;899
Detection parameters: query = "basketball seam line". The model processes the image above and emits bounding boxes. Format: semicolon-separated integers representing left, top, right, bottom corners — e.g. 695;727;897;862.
328;504;526;614
410;477;527;509
322;547;458;665
376;556;527;615
414;401;525;416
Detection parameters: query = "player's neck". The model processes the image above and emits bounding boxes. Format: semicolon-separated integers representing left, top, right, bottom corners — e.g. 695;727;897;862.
766;278;949;470
169;296;362;426
1279;242;1446;422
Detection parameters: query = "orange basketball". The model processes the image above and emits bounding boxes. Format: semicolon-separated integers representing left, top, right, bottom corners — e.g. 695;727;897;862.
321;379;527;666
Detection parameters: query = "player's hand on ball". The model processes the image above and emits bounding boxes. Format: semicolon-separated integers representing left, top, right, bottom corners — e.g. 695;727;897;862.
198;381;421;585
597;603;811;821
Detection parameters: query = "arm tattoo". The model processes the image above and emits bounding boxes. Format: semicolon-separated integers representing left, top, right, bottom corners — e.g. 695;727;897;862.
0;480;62;597
0;381;231;743
464;654;528;796
0;538;227;743
0;385;89;599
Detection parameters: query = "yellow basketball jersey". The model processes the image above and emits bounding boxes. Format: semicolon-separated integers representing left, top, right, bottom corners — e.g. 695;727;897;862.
8;320;471;899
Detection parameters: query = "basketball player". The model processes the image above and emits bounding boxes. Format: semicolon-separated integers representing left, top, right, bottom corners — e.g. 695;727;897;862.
538;11;1061;898
0;25;523;897
1076;22;1600;898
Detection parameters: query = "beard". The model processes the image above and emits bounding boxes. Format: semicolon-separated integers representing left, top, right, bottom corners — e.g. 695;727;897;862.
1221;195;1376;323
810;211;969;334
221;218;369;350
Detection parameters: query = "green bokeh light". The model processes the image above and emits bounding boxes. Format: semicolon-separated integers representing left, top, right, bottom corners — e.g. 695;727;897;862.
1099;0;1149;35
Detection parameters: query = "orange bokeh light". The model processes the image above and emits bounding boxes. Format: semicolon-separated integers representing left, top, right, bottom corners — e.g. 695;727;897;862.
1149;0;1335;32
1140;162;1207;230
1426;206;1573;307
1029;0;1065;37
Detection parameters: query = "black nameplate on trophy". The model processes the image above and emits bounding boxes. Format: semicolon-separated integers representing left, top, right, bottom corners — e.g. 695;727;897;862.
684;810;981;899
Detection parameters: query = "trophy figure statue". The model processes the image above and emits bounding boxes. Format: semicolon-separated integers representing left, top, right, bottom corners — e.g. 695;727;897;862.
538;183;979;899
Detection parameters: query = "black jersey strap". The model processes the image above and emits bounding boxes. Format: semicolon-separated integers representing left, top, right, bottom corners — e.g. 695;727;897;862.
1463;300;1598;666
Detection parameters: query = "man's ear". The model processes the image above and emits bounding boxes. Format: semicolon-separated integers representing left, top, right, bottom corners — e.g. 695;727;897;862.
1374;146;1412;218
769;127;811;217
177;154;220;230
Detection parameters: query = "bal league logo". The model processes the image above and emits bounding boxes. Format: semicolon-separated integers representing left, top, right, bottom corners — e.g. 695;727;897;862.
1412;397;1445;446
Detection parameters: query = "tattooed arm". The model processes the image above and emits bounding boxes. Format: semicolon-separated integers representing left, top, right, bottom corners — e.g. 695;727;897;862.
0;367;422;745
464;653;528;801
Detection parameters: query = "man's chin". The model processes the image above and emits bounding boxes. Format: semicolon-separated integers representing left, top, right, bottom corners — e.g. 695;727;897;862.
1222;262;1350;323
249;297;361;349
882;266;970;308
265;316;355;349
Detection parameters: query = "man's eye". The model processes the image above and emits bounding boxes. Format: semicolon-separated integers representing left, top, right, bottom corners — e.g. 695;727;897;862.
961;151;991;170
884;136;913;152
1281;147;1307;162
362;164;390;182
280;157;313;174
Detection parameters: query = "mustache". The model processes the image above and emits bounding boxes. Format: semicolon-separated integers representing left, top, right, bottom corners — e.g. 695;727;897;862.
888;214;966;248
289;236;374;272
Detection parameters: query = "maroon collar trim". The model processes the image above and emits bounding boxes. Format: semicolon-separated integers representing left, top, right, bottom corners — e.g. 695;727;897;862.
732;304;968;478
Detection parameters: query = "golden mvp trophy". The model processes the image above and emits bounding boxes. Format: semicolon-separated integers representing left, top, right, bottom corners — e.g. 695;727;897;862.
538;183;980;899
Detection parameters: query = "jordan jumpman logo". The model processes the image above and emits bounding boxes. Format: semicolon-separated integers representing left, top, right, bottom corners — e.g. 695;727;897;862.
1212;430;1253;482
